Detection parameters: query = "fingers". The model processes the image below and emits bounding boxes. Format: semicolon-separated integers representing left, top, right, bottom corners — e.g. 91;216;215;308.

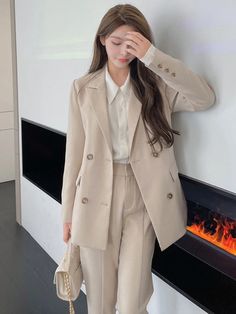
124;31;150;58
63;223;72;243
63;234;69;243
63;232;71;243
125;40;138;51
125;31;145;45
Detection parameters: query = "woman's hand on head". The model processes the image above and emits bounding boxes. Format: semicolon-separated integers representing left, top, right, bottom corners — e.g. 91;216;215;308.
63;222;72;243
124;31;152;59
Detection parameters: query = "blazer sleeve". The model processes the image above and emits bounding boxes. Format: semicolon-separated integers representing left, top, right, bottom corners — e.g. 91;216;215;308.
61;79;85;224
142;45;216;112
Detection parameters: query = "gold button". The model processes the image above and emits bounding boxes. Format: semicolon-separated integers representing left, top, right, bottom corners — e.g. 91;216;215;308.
171;72;176;77
152;152;159;157
164;68;169;73
167;193;173;199
157;64;163;68
87;154;93;160
82;197;88;204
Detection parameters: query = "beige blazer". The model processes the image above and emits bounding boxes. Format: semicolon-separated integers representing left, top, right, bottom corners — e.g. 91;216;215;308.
61;47;216;251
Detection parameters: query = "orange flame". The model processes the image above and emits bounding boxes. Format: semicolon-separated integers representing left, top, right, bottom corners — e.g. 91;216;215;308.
187;217;236;256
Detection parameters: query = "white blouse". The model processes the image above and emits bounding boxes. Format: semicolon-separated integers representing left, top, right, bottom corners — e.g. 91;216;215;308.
105;44;156;164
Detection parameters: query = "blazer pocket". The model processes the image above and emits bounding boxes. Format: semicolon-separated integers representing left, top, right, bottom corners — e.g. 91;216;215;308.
75;175;82;187
169;163;179;182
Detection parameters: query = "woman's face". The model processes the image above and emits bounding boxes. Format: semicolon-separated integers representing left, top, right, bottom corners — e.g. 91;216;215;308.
100;24;137;69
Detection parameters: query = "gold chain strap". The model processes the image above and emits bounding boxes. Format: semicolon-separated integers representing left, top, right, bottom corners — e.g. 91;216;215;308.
63;272;75;314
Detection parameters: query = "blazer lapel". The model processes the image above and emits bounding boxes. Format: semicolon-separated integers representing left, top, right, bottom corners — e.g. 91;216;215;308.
127;88;142;154
86;66;142;157
86;68;113;155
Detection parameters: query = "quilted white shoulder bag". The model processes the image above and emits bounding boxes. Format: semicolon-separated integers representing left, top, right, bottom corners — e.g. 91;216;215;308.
53;238;83;314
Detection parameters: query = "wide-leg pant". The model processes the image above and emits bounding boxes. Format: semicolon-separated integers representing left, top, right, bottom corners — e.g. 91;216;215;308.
80;162;156;314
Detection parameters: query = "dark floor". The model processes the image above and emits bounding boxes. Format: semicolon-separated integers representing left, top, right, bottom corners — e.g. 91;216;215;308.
0;181;88;314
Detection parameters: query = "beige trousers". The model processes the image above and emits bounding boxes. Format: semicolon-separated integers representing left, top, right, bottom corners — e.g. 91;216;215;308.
80;162;156;314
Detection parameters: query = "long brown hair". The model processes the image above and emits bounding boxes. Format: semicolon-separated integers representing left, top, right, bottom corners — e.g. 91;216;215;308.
88;4;180;154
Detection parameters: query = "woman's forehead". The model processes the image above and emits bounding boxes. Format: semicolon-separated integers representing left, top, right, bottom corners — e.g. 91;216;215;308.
109;35;126;40
108;25;136;39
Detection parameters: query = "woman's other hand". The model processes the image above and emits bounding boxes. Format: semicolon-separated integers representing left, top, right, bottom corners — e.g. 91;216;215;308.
63;222;72;243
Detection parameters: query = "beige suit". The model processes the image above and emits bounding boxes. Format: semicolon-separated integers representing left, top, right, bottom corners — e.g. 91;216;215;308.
61;47;216;252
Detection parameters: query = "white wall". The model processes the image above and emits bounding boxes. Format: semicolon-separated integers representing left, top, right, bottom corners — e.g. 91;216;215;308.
0;0;15;182
15;0;235;313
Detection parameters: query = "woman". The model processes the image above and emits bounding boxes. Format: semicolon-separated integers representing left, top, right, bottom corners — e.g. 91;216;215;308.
61;4;216;314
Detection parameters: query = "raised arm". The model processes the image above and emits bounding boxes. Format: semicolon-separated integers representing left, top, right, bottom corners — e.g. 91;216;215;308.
141;44;216;113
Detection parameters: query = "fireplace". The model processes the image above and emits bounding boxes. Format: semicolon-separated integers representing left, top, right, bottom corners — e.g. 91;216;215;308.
187;204;235;256
152;174;236;314
184;176;236;257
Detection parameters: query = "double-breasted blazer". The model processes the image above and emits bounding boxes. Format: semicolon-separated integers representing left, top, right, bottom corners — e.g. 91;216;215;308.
61;47;216;251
